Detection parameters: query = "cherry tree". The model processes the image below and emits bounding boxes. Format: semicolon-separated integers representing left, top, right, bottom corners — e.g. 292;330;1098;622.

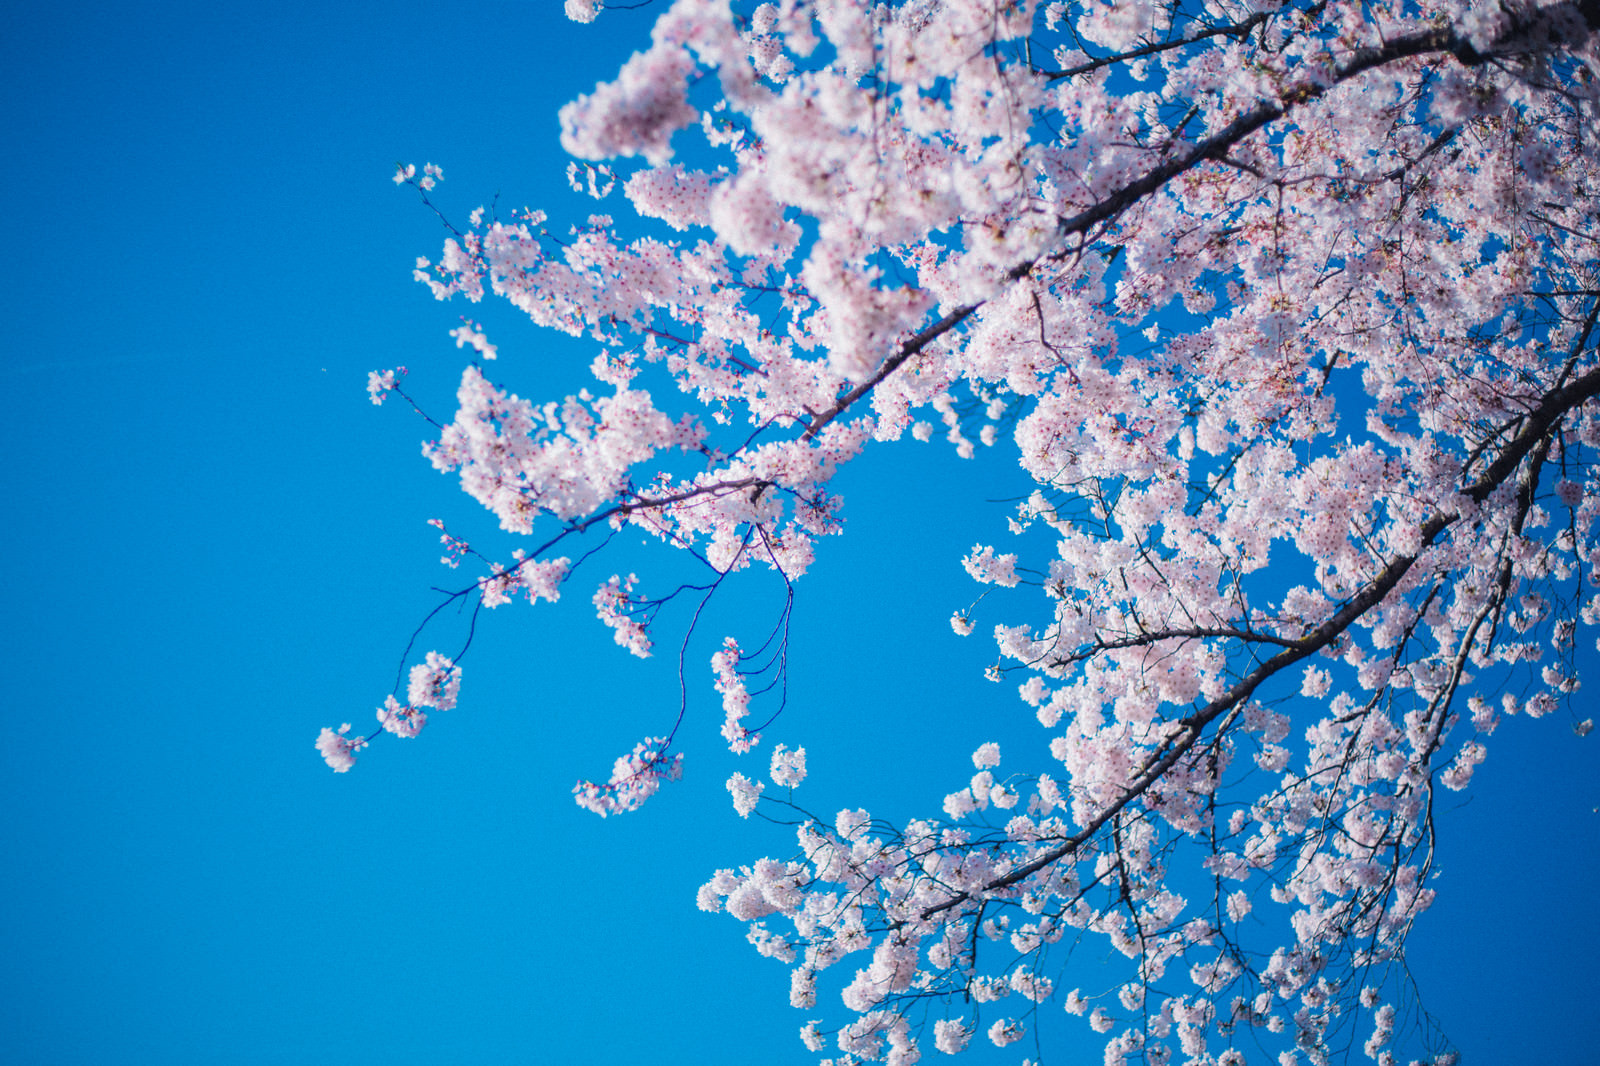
326;1;1600;1063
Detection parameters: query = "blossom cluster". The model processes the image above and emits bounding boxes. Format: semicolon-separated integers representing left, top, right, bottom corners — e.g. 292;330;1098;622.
572;736;684;817
769;743;806;788
315;653;458;770
364;0;1600;1061
366;367;404;406
314;724;366;773
593;574;653;658
712;637;756;752
406;651;461;711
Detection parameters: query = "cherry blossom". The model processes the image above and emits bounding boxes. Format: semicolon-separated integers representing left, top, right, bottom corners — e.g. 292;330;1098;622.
376;695;426;739
366;367;403;405
314;724;365;773
407;651;461;711
572;736;683;817
727;770;764;817
770;743;807;787
344;0;1600;1062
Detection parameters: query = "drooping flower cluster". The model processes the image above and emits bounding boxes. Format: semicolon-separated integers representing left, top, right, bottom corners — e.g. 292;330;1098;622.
366;367;404;405
713;637;757;752
390;162;442;190
477;553;569;609
448;321;497;361
572;736;684;817
727;771;764;817
315;724;365;773
376;695;426;739
317;653;458;766
407;651;461;711
769;743;806;788
594;574;653;658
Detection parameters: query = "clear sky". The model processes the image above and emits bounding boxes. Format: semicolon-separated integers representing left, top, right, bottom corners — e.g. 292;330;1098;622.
2;2;1596;1064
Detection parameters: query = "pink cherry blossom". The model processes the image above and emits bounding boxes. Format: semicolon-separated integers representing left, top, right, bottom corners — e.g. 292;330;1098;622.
727;771;763;817
354;2;1600;1062
769;743;806;788
572;736;682;817
314;724;364;773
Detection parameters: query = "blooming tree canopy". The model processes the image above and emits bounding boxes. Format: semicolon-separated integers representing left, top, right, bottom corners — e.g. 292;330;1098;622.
331;0;1600;1063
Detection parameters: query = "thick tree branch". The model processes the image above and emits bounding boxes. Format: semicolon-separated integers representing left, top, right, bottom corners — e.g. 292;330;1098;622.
923;361;1600;919
809;26;1482;442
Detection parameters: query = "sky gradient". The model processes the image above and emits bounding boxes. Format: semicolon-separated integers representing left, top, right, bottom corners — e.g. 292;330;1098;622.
3;2;1597;1064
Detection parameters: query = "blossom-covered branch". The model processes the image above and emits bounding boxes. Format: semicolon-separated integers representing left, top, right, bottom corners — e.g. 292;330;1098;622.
338;0;1600;1063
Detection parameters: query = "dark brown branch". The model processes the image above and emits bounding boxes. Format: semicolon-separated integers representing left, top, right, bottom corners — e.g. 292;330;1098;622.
922;361;1600;920
1044;14;1272;81
809;26;1481;443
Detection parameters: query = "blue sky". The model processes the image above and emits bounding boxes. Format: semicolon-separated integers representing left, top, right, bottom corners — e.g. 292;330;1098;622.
2;2;1596;1064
